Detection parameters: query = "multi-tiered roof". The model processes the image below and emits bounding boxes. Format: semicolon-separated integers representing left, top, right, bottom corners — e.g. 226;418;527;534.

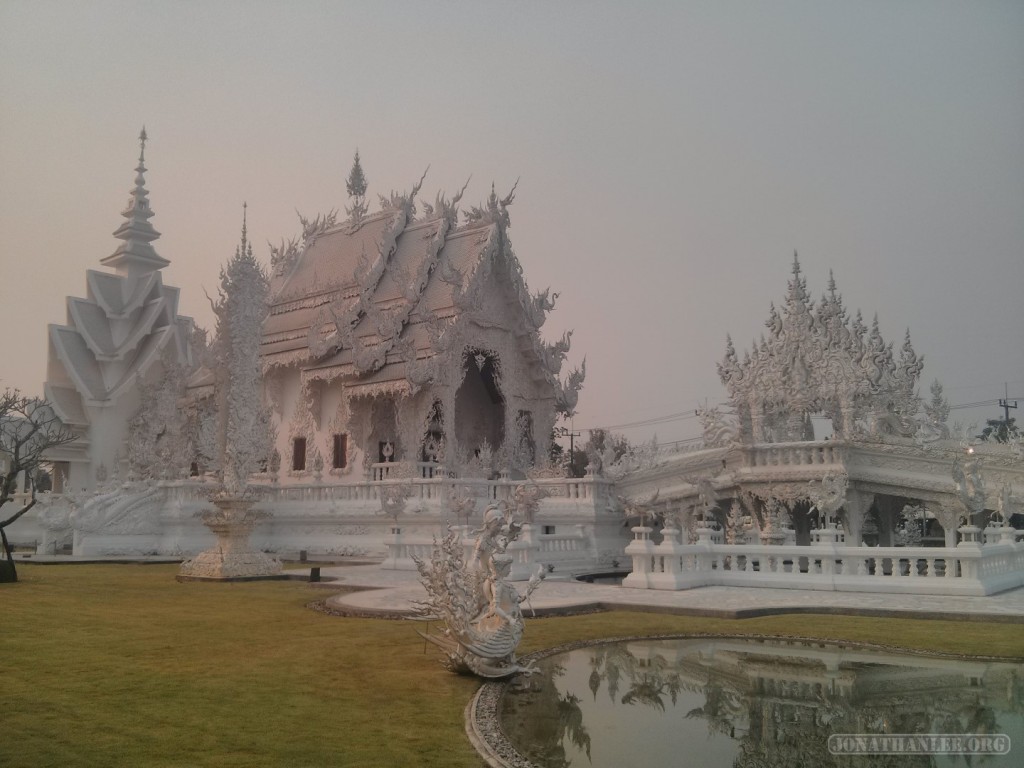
45;130;193;424
718;256;923;441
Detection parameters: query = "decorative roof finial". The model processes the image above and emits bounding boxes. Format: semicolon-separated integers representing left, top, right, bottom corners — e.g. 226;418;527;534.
345;150;369;225
238;202;249;257
792;250;801;275
100;128;168;275
346;150;368;200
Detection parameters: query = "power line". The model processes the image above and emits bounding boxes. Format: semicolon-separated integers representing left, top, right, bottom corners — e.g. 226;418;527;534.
573;394;1023;435
579;410;702;432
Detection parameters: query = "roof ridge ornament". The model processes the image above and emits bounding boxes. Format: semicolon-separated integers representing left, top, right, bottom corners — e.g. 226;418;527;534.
464;179;518;229
345;149;369;227
237;202;249;258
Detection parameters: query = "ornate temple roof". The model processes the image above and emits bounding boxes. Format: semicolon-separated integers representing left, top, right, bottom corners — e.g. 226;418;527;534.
46;130;193;419
718;255;923;439
260;179;582;408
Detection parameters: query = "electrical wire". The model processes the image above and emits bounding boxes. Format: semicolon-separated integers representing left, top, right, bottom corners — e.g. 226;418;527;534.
575;395;1020;435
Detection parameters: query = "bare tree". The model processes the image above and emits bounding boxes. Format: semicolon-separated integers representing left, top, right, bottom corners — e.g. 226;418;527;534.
0;389;76;581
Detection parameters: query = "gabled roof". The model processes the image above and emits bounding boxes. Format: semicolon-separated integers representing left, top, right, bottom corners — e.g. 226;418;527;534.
255;179;582;412
262;191;519;376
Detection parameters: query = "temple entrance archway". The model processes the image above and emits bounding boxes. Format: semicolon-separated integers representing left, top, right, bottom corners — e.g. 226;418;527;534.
454;350;505;461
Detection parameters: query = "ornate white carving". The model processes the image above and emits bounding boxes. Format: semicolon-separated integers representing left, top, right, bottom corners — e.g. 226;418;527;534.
179;498;280;579
807;471;848;526
555;359;586;417
414;501;544;678
895;503;924;547
378;479;415;525
509;482;552;525
212;235;275;496
529;287;559;328
952;456;986;520
71;484;164;535
618;490;661;526
180;217;279;580
127;346;192;481
268;235;300;279
696;404;738;448
719;258;923;441
602;436;660;480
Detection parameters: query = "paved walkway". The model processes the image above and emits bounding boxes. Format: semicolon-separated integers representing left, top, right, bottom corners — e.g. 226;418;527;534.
316;563;1024;622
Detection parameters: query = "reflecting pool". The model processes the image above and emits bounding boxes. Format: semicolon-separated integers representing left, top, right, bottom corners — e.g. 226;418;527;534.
497;637;1024;767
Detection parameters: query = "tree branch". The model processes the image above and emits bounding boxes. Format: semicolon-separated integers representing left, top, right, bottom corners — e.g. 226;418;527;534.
0;498;37;529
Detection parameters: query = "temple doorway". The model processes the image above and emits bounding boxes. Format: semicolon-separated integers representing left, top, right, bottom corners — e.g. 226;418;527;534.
454;350;505;460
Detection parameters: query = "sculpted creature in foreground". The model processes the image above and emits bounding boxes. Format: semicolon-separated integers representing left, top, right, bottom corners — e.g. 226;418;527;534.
414;502;544;678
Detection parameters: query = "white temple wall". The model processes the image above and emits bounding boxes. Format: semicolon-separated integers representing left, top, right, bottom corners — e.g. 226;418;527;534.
78;393;139;492
24;475;620;564
395;389;439;464
272;366;309;482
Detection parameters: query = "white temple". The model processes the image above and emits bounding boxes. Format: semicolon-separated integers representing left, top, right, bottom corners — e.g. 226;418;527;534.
7;133;1023;596
248;175;583;484
12;135;617;567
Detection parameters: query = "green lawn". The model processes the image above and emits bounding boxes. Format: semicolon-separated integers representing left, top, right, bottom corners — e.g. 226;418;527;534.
3;564;1022;767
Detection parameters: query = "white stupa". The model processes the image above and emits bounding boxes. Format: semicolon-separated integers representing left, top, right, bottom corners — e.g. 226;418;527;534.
43;129;194;493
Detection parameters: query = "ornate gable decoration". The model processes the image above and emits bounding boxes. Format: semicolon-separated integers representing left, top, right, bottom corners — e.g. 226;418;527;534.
718;256;923;441
259;161;584;419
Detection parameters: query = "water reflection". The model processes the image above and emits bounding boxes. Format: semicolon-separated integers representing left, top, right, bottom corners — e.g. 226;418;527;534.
499;638;1024;768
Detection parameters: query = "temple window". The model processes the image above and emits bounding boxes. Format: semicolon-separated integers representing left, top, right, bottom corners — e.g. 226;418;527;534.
292;437;307;471
332;434;348;469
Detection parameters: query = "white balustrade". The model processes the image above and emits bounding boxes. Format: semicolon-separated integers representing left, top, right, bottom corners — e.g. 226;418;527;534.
747;441;846;470
623;529;1024;596
381;520;590;579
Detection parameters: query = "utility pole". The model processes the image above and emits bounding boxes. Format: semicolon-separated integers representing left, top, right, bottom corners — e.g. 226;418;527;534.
559;415;581;477
999;382;1017;427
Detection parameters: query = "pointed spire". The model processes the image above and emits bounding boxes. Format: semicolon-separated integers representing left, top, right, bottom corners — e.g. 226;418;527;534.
784;251;810;312
345;150;368;199
345;150;369;224
238;201;248;257
101;127;169;275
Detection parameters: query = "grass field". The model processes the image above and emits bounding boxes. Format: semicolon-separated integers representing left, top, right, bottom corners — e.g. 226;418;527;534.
3;563;1023;767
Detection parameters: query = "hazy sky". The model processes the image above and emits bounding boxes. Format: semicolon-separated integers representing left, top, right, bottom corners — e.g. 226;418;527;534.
1;1;1021;444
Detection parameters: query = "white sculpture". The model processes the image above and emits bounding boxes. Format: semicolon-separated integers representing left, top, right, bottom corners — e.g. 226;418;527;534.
807;471;848;528
696;404;738;448
509;482;552;525
414;502;544;678
180;207;279;580
379;479;415;531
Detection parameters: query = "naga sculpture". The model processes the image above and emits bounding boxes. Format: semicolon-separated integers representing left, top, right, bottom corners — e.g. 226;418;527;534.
414;502;544;678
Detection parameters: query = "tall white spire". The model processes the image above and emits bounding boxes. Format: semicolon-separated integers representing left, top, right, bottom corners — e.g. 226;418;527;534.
100;127;170;275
